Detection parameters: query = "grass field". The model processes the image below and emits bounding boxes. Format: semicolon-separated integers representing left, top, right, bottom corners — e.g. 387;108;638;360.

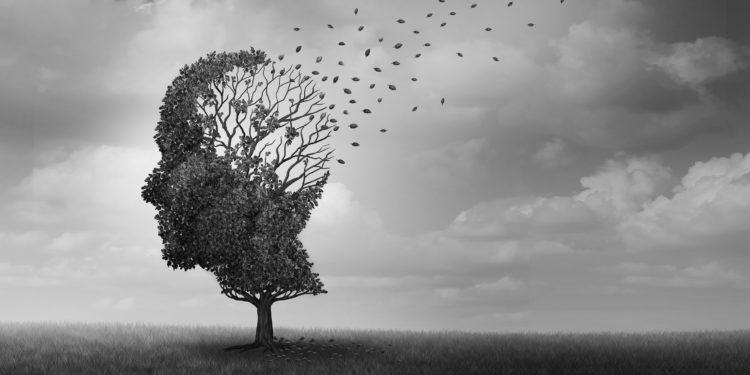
1;323;749;374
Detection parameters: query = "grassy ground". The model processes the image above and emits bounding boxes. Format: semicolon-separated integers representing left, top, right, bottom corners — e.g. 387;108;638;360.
1;323;749;374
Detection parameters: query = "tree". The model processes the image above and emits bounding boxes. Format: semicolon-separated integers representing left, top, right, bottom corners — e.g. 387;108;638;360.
141;48;337;352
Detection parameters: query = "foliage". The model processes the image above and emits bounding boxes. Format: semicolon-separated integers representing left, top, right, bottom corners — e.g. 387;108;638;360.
142;48;334;309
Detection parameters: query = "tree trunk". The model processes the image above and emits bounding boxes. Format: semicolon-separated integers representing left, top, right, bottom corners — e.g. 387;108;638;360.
254;300;274;349
224;298;281;353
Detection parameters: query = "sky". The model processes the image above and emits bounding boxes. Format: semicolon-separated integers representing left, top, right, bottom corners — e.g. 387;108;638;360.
1;0;750;333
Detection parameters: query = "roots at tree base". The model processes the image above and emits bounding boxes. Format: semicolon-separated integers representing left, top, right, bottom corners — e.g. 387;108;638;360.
224;340;292;353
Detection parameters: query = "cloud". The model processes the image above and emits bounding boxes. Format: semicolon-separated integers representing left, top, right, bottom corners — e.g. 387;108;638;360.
303;181;537;304
622;152;750;252
8;145;159;231
44;231;98;253
0;231;48;251
649;37;749;86
607;262;747;289
533;138;575;168
0;263;63;287
577;154;672;218
447;154;672;252
408;138;498;184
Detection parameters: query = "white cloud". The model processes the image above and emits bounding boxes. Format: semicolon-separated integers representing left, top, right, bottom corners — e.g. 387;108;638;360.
447;154;672;253
622;152;750;252
9;145;159;230
577;154;672;218
105;0;231;95
650;37;749;86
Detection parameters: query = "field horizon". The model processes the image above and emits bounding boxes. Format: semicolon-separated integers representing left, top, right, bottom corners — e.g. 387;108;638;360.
2;322;749;374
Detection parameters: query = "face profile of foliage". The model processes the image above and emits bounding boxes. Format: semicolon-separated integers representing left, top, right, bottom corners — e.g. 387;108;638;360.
142;48;337;350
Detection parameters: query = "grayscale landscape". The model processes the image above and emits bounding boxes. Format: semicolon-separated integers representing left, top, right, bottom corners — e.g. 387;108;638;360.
1;0;750;374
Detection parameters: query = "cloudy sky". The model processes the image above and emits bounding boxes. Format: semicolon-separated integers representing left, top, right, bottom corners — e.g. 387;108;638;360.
2;0;750;333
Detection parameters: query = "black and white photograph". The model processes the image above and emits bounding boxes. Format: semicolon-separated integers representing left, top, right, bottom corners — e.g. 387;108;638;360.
1;0;750;373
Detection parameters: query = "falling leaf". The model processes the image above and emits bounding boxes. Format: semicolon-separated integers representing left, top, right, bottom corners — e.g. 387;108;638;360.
322;76;328;81
456;52;463;57
295;46;302;53
343;110;349;115
528;23;535;27
450;12;456;15
349;123;358;129
295;63;302;69
471;3;477;8
312;70;319;75
412;106;418;112
369;83;376;89
388;84;396;90
352;77;360;81
278;54;285;61
316;56;323;63
354;7;358;14
424;43;431;47
333;125;340;131
441;98;445;105
351;142;360;146
485;27;492;31
440;22;446;27
378;37;384;42
380;128;387;132
411;77;417;82
337;159;345;164
338;61;344;66
338;41;346;46
358;25;364;31
508;1;513;6
413;30;420;34
395;43;403;49
344;88;352;94
329;104;335;109
374;67;382;72
333;76;339;83
397;19;405;23
493;56;499;61
377;98;383;103
415;53;422;58
392;61;400;65
365;48;371;57
328;24;334;29
426;12;433;17
362;109;372;114
293;27;300;31
349;99;356;104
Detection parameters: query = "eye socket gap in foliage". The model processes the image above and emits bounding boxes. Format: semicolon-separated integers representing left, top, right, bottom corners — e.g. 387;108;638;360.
141;48;335;353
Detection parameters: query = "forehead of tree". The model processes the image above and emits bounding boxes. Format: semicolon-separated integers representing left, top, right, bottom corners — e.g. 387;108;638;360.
154;49;268;167
143;49;271;208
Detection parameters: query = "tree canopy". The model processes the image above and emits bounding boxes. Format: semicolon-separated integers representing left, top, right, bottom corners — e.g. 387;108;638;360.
142;48;335;313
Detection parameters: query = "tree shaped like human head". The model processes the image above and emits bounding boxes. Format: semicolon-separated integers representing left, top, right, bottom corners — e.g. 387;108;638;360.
141;48;337;352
